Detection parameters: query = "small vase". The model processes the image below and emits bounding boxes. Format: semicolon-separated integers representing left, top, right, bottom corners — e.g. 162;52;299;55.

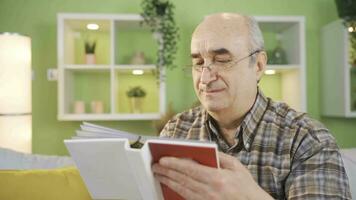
130;52;146;65
271;45;287;64
73;101;85;114
130;97;143;113
85;54;96;64
271;34;288;64
90;101;104;114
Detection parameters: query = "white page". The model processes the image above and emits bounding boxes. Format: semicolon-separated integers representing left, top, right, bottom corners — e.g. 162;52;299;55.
81;122;155;142
81;124;138;139
65;138;142;200
75;130;138;139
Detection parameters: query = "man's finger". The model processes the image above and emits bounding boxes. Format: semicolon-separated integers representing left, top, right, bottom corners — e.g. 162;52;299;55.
158;156;216;183
218;152;244;170
155;174;205;200
152;163;210;193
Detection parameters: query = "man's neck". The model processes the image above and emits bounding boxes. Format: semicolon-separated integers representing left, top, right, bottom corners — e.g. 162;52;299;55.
209;111;243;130
207;90;259;144
209;110;244;146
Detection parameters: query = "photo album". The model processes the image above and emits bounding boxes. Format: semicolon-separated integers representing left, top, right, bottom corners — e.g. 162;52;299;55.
65;122;219;200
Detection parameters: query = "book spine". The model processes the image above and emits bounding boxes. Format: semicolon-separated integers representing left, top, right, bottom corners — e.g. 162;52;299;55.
125;144;164;200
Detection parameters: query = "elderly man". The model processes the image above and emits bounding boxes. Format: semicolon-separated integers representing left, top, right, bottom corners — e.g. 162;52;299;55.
152;13;351;199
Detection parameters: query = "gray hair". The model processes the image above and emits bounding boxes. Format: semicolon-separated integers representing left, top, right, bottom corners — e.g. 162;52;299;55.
243;15;264;51
243;15;264;65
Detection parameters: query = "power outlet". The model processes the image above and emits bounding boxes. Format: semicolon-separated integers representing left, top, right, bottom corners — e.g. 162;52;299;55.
47;68;58;81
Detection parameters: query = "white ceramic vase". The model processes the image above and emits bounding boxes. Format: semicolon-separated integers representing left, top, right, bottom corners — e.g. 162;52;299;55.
85;54;96;64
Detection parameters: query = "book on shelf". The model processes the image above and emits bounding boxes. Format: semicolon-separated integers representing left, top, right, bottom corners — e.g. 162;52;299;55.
65;122;219;200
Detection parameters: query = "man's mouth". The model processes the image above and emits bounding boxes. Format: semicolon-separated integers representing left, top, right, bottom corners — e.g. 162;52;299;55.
201;88;225;93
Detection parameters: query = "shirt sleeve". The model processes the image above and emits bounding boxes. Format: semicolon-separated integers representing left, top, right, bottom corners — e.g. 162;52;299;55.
159;116;178;138
285;129;352;200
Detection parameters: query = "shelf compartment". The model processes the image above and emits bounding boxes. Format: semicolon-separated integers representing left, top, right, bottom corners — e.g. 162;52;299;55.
321;20;356;117
63;69;111;115
260;68;301;111
63;19;111;65
114;20;157;65
114;68;160;114
258;20;302;66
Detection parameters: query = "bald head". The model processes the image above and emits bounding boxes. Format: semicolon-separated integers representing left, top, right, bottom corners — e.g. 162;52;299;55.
191;13;264;54
190;13;267;117
193;13;248;40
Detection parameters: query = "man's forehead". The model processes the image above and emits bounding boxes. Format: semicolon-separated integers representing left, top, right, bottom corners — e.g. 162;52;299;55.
193;13;248;36
190;34;246;55
191;13;249;55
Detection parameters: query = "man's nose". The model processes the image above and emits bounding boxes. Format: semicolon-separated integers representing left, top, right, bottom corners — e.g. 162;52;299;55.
200;66;218;84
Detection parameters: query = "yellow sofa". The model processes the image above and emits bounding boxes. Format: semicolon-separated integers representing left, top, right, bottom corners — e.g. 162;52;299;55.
0;167;91;200
0;147;91;200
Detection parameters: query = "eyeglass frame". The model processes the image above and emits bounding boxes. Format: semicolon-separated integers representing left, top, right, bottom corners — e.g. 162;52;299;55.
184;49;263;73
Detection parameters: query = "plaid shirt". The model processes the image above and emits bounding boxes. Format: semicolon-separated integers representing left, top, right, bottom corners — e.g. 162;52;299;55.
160;90;351;199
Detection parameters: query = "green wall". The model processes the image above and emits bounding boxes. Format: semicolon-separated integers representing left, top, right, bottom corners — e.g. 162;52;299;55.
0;0;355;155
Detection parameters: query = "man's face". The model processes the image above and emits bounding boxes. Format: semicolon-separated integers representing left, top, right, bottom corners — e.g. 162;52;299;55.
191;15;262;114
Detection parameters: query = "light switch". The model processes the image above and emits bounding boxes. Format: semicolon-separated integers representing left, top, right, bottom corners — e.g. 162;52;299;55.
47;68;58;81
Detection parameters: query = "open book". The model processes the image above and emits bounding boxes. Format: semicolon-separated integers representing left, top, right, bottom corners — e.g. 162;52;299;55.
65;122;219;200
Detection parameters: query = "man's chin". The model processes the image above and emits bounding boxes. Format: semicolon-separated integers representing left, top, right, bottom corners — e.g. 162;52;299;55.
201;101;228;112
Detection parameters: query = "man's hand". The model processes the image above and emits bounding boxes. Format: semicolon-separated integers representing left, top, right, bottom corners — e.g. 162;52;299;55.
152;152;273;200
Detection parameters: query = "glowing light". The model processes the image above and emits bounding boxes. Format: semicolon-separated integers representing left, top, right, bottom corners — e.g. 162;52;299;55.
87;23;99;30
348;27;354;32
265;70;276;75
132;69;144;75
0;33;32;153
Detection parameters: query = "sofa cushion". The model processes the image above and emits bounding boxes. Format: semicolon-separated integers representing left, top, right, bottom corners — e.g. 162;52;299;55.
0;147;74;170
340;148;356;199
0;167;91;200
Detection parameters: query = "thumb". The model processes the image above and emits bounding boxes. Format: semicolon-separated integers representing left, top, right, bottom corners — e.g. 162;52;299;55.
218;152;244;170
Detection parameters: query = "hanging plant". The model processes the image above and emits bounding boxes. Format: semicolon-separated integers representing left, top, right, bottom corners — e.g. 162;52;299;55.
350;31;356;67
335;0;356;67
335;0;356;23
140;0;179;75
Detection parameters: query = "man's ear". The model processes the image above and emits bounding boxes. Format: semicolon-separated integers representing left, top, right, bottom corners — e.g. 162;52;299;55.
255;51;267;82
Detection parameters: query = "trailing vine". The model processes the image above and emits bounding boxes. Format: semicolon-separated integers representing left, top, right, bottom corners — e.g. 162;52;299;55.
140;0;179;76
335;0;356;66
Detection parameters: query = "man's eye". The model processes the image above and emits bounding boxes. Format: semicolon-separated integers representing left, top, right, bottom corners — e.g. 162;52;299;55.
193;60;204;65
216;60;231;63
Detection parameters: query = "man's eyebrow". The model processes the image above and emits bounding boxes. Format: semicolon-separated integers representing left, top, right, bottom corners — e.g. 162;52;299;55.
211;48;231;55
191;48;231;58
191;53;200;58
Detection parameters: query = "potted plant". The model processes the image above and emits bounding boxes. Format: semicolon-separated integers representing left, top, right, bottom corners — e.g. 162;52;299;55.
140;0;179;79
85;40;96;64
335;0;356;67
350;31;356;67
126;86;147;113
335;0;356;22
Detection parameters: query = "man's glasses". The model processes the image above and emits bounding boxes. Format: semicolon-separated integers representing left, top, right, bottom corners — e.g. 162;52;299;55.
185;50;262;73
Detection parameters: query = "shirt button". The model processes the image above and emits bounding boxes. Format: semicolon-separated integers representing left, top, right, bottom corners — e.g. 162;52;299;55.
245;143;250;150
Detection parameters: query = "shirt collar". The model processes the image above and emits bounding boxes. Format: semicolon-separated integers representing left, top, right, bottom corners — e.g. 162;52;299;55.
240;89;269;151
203;88;269;151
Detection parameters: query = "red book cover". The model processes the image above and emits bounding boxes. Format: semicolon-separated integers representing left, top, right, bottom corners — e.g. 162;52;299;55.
148;141;218;200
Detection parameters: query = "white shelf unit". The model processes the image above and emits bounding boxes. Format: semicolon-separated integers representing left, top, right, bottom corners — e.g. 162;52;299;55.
57;13;166;121
321;20;356;117
256;16;306;112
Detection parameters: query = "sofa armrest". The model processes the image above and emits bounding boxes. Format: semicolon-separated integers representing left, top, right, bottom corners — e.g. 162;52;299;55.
340;148;356;199
0;147;74;170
